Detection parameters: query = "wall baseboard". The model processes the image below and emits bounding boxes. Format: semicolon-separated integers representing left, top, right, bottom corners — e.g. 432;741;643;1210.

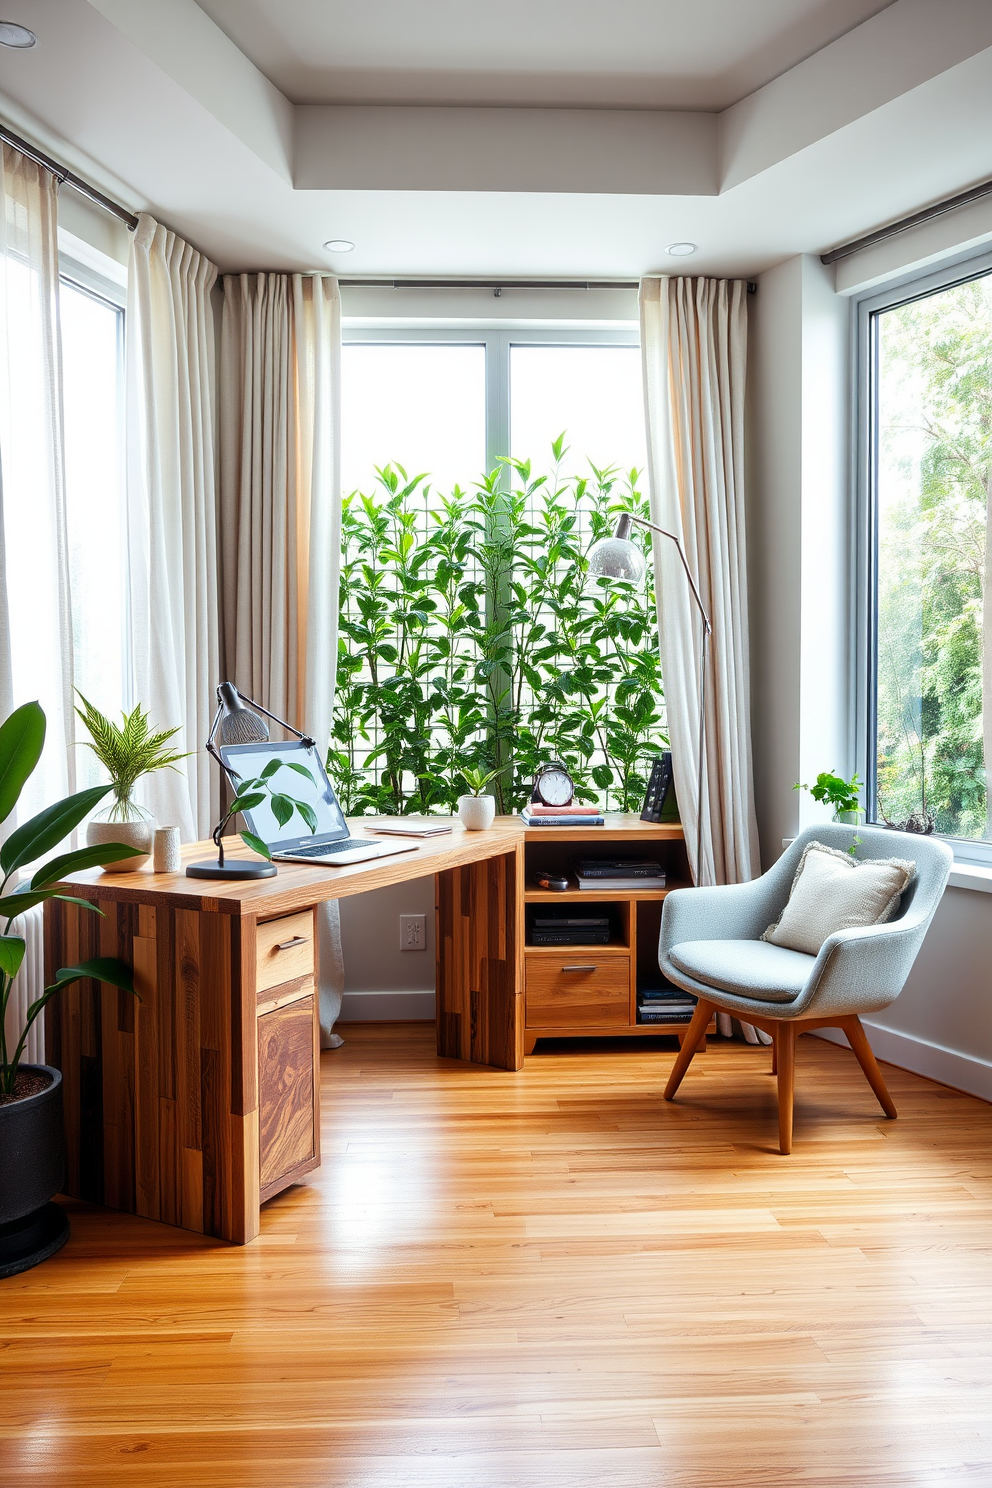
814;1022;992;1104
339;990;436;1023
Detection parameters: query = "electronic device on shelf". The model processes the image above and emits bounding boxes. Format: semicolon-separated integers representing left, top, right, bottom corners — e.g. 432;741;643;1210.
532;869;570;891
572;858;665;890
640;753;674;822
530;914;611;947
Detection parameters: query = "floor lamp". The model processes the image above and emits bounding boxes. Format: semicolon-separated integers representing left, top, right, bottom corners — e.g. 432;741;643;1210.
587;513;712;886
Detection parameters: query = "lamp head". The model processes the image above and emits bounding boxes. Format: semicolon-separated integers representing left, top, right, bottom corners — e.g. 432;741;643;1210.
216;682;269;744
587;513;647;585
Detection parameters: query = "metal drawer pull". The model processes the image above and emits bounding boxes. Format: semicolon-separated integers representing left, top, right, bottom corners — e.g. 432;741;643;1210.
562;964;597;973
275;935;309;951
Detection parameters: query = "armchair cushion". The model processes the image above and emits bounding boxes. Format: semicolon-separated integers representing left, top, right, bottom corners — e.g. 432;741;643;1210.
762;841;915;957
667;939;816;1003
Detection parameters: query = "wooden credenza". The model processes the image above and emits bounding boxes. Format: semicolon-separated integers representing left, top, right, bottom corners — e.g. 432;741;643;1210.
45;816;690;1243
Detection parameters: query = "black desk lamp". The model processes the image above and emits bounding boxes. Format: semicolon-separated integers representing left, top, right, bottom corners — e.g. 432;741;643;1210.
186;683;316;881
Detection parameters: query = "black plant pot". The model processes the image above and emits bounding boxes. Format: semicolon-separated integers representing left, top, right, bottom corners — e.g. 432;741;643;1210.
0;1064;70;1279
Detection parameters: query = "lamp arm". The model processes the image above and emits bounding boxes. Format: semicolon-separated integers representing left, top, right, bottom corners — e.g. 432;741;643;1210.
233;690;316;750
627;514;712;635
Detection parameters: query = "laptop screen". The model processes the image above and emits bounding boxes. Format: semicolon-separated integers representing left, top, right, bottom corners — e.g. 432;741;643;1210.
218;741;349;851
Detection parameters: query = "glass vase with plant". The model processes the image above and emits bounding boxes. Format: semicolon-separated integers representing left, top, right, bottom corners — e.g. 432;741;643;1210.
76;693;189;871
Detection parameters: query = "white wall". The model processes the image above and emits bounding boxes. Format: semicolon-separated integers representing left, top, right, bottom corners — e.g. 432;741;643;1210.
337;875;436;1021
748;248;992;1103
747;254;849;862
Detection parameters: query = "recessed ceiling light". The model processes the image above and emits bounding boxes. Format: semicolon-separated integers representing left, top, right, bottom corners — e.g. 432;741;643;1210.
667;242;697;257
0;20;37;47
323;239;354;253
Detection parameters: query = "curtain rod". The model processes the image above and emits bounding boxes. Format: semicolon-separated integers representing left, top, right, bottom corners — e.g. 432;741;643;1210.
820;176;992;266
0;122;138;230
342;278;758;293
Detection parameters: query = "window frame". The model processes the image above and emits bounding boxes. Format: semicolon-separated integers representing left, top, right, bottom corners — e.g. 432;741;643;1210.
340;323;641;475
856;243;992;866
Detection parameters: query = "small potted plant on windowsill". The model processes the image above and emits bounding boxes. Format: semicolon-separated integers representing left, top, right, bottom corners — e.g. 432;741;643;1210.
76;693;189;871
794;769;864;825
456;766;507;831
0;701;139;1278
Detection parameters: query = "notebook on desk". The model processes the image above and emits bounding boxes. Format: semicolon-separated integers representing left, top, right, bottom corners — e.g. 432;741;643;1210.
219;740;419;866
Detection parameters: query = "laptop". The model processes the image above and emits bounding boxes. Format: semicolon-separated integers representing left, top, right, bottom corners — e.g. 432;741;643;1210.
218;740;419;866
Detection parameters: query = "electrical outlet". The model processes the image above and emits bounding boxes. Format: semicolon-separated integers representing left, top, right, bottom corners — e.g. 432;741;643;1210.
400;913;427;951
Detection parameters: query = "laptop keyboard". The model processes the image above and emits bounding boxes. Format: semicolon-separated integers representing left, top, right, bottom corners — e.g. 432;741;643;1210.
282;839;378;858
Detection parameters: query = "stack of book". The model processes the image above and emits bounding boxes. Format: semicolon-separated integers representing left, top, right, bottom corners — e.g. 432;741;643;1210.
520;803;604;827
637;984;698;1024
572;858;665;890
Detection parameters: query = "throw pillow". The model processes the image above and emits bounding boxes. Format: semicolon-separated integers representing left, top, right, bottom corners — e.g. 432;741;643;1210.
763;841;915;957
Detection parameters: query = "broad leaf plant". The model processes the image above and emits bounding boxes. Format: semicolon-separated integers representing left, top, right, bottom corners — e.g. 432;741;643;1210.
0;701;139;1097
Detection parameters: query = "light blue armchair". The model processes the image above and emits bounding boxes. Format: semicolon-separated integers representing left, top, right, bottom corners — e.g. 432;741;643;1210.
659;824;953;1152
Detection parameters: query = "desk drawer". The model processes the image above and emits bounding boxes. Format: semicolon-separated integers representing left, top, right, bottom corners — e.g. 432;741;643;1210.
258;993;317;1193
525;956;630;1029
256;910;315;995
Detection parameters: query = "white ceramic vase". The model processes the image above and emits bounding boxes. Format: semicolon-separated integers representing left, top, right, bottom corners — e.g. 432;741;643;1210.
457;794;496;831
86;802;155;872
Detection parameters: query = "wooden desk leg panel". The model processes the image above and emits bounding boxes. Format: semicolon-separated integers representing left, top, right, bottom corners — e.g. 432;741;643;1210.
435;850;523;1071
45;898;259;1244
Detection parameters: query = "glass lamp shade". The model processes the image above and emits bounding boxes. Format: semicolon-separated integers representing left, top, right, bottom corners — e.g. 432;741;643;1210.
586;535;647;584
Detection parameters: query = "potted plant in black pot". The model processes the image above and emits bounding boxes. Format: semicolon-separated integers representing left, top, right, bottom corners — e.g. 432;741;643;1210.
0;701;139;1279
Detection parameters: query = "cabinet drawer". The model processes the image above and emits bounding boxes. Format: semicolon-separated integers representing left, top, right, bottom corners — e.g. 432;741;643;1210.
256;910;315;995
525;957;630;1029
258;994;317;1193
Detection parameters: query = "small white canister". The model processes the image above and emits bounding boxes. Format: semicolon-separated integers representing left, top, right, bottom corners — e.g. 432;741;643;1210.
153;825;181;874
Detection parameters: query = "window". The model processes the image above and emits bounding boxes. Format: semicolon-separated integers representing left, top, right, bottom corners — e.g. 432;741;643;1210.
336;322;661;815
1;247;127;810
864;260;992;857
60;274;128;748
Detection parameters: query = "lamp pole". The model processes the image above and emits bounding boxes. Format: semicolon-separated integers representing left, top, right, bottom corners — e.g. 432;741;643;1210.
615;512;711;887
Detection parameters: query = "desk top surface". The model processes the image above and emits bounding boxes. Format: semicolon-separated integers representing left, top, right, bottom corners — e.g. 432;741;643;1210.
58;815;683;918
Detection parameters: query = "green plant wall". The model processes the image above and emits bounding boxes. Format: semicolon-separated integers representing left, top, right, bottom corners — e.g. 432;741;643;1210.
329;443;667;816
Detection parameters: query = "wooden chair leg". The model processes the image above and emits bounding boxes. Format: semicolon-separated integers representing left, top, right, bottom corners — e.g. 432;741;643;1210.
776;1023;797;1154
664;1000;715;1101
841;1016;897;1119
770;1042;777;1076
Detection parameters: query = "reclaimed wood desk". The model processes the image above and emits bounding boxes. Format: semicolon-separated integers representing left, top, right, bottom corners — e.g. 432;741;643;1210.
45;815;687;1243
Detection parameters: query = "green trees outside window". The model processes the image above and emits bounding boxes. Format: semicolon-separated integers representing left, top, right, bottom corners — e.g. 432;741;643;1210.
329;443;667;816
874;272;992;841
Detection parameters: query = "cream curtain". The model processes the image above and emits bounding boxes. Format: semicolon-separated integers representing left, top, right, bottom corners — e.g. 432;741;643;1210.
641;276;764;1044
0;145;74;818
126;214;220;841
640;276;759;888
219;272;344;1044
0;145;72;1068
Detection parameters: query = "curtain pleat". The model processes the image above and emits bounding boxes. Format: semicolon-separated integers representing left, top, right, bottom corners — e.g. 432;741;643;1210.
219;271;344;1044
126;214;220;840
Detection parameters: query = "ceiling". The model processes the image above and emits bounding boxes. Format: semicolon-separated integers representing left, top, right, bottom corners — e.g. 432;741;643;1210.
195;0;896;110
0;0;990;283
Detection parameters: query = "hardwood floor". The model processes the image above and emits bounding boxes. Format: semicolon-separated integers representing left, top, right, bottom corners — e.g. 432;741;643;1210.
2;1024;991;1486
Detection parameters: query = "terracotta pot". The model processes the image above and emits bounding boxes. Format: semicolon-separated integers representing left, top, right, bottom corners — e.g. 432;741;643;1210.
457;794;496;830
